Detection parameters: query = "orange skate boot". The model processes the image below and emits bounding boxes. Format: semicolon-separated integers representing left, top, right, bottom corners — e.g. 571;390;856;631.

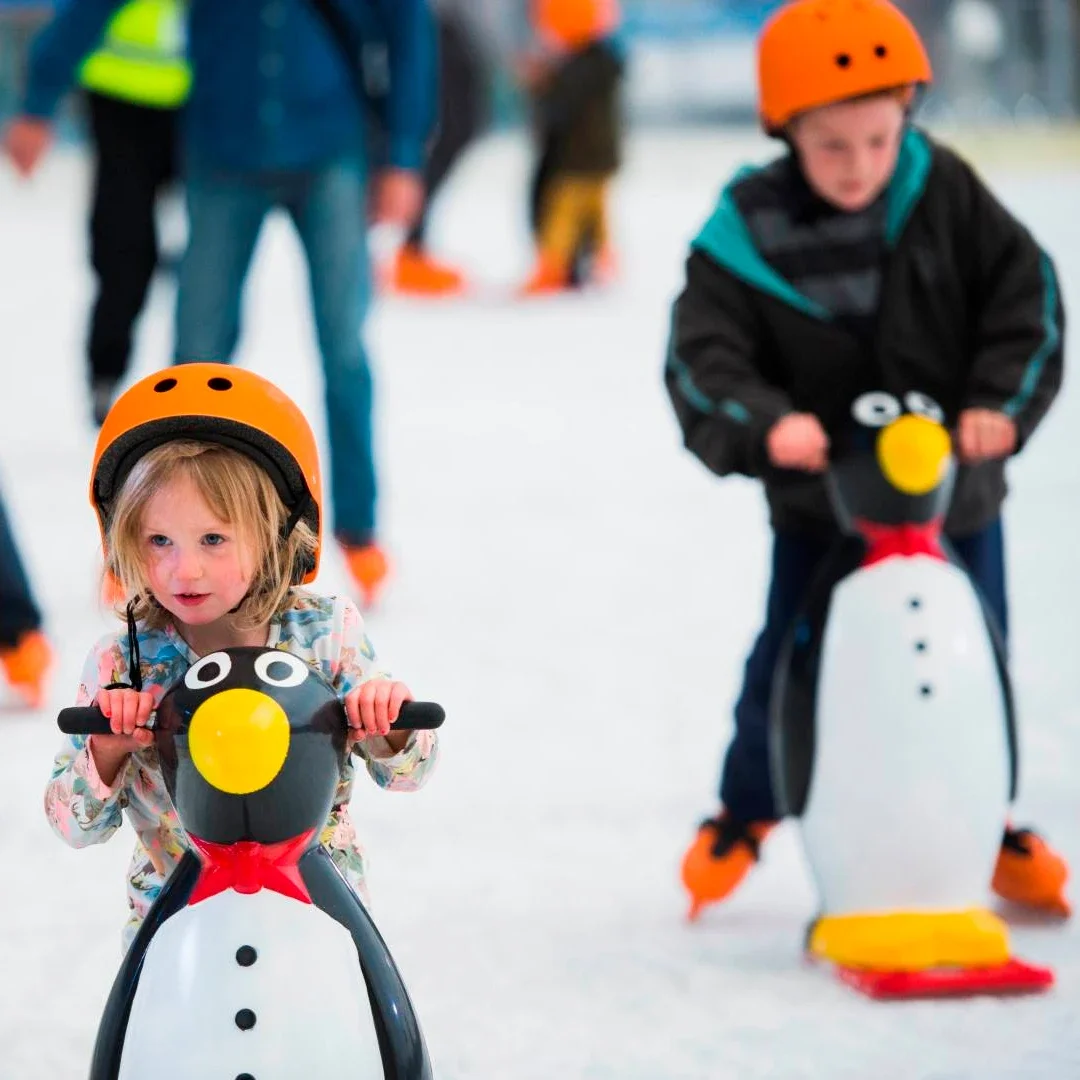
343;543;391;609
681;812;776;921
389;246;466;297
518;253;569;297
992;825;1071;917
1;630;55;709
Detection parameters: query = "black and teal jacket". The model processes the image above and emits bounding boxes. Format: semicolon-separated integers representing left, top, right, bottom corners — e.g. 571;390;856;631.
664;128;1065;538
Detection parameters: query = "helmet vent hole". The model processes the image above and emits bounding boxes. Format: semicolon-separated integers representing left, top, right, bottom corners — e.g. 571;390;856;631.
835;53;852;68
208;377;233;391
153;377;178;393
874;44;887;58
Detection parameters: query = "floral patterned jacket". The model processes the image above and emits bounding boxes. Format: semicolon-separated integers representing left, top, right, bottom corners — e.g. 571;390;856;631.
44;591;438;949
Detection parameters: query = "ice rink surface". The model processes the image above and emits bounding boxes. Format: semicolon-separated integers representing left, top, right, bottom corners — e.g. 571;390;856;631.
0;126;1077;1079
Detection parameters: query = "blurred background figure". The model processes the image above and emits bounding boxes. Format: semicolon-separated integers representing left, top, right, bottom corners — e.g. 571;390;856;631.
0;487;52;709
386;0;494;297
3;0;188;428
516;0;625;295
3;0;438;610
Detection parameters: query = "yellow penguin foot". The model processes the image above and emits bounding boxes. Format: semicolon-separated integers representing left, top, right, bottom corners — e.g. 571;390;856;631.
807;909;1011;972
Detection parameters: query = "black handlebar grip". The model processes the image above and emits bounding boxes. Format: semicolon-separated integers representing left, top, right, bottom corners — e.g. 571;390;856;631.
391;701;445;730
56;707;135;735
58;701;446;735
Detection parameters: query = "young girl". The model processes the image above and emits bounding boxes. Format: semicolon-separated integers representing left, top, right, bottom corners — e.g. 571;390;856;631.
665;0;1067;919
45;363;438;949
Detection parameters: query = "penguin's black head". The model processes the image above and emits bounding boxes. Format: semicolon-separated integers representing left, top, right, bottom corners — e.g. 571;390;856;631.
827;390;956;533
154;647;347;846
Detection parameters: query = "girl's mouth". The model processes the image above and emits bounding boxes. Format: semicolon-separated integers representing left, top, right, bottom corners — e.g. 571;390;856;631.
174;593;209;607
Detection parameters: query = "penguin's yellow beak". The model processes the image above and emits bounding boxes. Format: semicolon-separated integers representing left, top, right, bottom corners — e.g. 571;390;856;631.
188;689;290;795
876;414;952;496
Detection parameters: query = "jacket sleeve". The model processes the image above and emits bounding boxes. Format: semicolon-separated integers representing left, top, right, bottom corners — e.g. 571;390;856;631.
538;46;622;134
43;638;131;849
21;0;126;118
331;597;439;792
664;249;792;478
961;167;1065;450
369;0;438;170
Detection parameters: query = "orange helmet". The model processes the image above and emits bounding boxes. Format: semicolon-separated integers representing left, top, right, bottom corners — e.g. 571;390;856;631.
91;364;323;583
758;0;932;132
533;0;621;49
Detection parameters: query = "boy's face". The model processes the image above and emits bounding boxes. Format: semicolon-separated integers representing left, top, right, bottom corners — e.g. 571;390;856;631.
790;95;907;213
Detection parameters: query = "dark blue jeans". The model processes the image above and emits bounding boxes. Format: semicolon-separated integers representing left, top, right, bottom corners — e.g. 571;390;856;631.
719;518;1008;822
0;492;42;648
175;156;377;545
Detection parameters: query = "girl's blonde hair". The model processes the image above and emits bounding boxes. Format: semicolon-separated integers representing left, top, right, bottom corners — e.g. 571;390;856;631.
106;440;318;630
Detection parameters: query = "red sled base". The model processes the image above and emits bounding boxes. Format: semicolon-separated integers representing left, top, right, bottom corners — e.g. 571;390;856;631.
836;958;1055;1000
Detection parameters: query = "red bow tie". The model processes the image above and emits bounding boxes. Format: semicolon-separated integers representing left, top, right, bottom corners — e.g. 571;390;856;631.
187;829;315;906
855;518;946;568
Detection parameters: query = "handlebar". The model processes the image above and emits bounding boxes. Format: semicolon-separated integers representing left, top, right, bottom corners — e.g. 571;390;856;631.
57;700;446;736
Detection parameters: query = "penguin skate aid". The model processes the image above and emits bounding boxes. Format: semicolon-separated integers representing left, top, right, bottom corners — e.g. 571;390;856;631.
663;0;1069;970
45;363;443;1077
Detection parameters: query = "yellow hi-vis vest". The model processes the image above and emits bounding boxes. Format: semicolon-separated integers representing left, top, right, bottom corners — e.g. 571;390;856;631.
78;0;191;109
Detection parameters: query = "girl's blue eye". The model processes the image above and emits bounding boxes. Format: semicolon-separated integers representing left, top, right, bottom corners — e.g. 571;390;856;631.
203;533;226;547
148;535;170;548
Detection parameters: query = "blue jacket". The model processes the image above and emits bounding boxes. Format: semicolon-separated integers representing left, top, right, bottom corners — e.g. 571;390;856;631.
24;0;436;173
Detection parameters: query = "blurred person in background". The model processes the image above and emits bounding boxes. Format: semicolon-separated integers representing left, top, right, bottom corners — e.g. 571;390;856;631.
386;0;494;297
0;488;53;708
2;0;437;609
3;0;189;428
516;0;626;295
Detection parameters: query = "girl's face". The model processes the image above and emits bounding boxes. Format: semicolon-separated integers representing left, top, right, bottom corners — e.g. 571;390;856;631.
140;472;257;631
790;95;906;212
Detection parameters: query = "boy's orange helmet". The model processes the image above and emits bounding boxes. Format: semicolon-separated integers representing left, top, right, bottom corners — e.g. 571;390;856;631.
758;0;932;132
533;0;621;49
91;363;323;583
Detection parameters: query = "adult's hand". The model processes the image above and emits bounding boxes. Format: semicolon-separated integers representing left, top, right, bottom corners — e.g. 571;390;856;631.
370;168;424;228
3;117;53;178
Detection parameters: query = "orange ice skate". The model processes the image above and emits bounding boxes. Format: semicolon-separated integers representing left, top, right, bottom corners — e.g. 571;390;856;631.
518;254;569;297
343;543;391;609
993;825;1071;917
389;246;466;296
0;630;55;709
681;812;776;921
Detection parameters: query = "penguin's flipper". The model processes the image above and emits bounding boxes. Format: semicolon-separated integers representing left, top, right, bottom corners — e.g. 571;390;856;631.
299;846;433;1080
89;850;201;1080
769;537;863;818
942;538;1019;801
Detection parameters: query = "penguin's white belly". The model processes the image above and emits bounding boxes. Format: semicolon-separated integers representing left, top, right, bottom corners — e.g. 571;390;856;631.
801;556;1010;915
117;888;384;1080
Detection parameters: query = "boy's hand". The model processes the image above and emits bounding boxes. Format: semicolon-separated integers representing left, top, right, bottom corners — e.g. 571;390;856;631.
344;679;413;752
957;408;1017;464
767;413;830;472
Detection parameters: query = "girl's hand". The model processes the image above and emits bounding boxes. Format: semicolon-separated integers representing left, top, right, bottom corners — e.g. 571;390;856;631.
766;412;831;472
87;688;156;786
957;408;1017;464
344;679;413;750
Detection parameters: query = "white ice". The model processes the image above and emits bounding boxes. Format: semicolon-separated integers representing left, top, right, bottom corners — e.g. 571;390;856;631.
1;127;1078;1080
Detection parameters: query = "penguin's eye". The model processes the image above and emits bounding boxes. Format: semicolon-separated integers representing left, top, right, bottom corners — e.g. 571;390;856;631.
852;392;901;427
904;391;945;423
185;651;232;690
254;651;309;688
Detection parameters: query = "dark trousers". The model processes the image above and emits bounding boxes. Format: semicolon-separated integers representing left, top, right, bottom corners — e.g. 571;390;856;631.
719;519;1009;822
406;12;487;250
0;490;42;648
86;91;179;387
